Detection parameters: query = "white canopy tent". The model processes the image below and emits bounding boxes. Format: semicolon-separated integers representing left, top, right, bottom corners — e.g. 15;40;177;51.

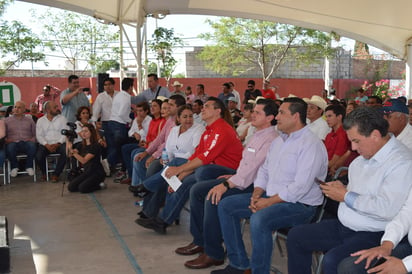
19;0;412;97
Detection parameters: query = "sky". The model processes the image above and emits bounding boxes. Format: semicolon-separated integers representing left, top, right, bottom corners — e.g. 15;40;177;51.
1;1;387;75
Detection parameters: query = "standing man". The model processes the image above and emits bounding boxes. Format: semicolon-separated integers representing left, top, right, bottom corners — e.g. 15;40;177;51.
139;73;170;102
304;95;330;140
194;84;208;104
287;107;412;274
35;85;61;113
217;83;234;106
228;82;241;107
243;80;261;105
60;75;90;123
170;81;186;97
107;78;133;171
261;79;276;100
5;101;37;177
214;97;328;274
179;99;279;270
36;101;68;182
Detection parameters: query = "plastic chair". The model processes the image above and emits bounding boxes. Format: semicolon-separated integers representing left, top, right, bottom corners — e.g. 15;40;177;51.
7;154;36;183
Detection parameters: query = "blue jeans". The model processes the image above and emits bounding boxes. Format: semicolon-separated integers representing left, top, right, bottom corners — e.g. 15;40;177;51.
337;237;412;274
190;178;252;261
142;157;188;218
130;147;147;186
159;164;236;225
0;149;5;167
287;219;384;274
218;193;316;273
6;141;37;169
107;121;128;167
121;143;140;178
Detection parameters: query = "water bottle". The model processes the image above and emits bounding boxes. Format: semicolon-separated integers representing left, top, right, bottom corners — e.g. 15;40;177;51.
161;148;169;166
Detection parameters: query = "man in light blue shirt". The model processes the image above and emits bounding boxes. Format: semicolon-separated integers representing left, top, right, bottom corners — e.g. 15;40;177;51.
213;97;328;274
287;107;412;274
132;73;170;104
60;75;90;123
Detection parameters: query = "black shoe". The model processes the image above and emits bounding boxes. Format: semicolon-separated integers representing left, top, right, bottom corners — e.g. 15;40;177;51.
137;211;148;219
129;184;149;197
135;217;155;229
152;217;168;235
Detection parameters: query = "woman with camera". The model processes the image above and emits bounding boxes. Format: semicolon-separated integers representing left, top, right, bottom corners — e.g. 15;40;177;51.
67;124;106;193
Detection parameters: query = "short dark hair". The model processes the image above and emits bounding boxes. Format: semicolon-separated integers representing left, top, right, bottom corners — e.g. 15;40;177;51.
68;75;79;83
103;77;115;85
256;99;278;126
193;99;203;106
325;104;346;120
121;78;134;91
343;106;388;137
136;101;150;113
197;84;204;90
247;80;255;86
244;103;254;111
283;97;307;125
151;99;163;108
223;83;231;89
147;73;159;81
368;95;383;105
169;94;186;107
177;104;193;117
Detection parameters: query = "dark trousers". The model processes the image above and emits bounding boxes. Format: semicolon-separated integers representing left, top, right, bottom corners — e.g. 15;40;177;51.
68;169;105;193
287;218;384;274
36;144;67;176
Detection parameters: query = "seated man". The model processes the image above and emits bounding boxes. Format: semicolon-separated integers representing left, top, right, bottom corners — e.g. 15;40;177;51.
5;101;37;177
324;104;351;175
305;95;330;140
36;101;68;182
213;97;328;274
287;107;412;274
135;97;243;234
338;188;412;274
381;98;412;150
179;99;279;269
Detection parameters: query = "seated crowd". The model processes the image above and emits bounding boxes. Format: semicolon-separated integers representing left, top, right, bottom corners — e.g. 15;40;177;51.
3;74;412;274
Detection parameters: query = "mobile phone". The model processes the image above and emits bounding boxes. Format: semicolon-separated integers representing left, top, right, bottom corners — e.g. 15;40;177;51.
83;87;90;92
315;177;326;185
369;257;387;269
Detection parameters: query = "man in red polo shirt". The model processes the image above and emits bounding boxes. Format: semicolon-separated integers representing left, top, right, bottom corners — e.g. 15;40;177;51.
324;104;350;175
261;79;276;100
135;97;243;234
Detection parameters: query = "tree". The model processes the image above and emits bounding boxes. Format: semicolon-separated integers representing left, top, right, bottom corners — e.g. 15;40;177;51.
35;9;120;75
0;20;45;74
197;18;335;80
148;27;183;86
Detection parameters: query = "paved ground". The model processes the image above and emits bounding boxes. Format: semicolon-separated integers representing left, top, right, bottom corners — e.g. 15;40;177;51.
0;175;288;274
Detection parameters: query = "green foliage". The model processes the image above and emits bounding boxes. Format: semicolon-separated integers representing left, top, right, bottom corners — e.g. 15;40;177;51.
0;20;45;75
0;0;12;17
35;9;120;74
197;18;335;80
148;27;183;85
173;72;185;78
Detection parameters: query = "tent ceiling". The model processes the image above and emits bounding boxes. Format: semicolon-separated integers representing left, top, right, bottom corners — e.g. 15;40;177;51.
20;0;412;59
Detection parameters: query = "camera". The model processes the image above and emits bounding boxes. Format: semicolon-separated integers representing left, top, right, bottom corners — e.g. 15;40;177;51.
61;122;77;142
83;88;90;92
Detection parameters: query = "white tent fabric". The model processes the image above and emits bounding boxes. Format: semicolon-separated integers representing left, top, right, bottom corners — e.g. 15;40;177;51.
19;0;412;95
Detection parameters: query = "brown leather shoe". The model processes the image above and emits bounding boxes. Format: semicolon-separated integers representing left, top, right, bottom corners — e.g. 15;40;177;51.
175;242;204;255
120;178;131;185
184;253;224;269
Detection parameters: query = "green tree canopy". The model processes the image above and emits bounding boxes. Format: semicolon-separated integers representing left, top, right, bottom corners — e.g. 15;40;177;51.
148;27;183;86
35;9;120;75
198;17;335;80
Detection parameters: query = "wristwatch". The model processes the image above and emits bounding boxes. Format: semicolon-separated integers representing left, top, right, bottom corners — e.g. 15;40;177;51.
222;181;230;190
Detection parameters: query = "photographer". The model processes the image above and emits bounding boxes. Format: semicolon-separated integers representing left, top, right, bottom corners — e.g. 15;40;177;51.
36;101;68;182
67;124;106;193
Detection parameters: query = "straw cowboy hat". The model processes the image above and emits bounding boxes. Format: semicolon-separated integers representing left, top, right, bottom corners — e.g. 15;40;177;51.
303;95;327;111
172;81;183;87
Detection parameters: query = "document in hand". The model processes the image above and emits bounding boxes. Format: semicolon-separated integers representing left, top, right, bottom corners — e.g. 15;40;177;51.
161;167;182;191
